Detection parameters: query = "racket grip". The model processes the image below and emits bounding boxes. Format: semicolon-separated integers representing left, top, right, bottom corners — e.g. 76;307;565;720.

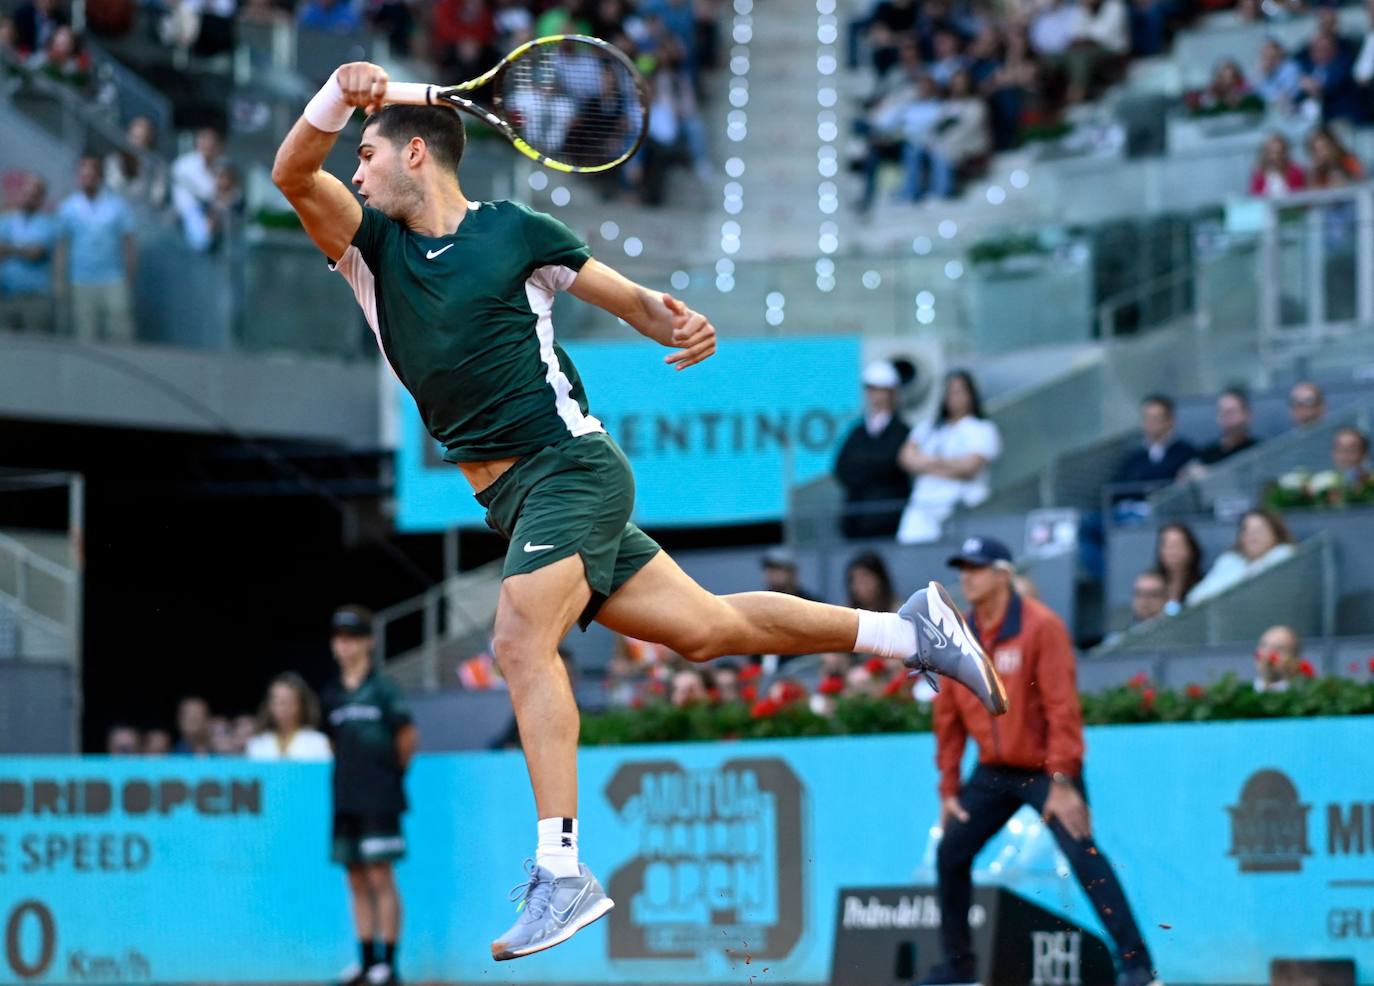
384;83;437;106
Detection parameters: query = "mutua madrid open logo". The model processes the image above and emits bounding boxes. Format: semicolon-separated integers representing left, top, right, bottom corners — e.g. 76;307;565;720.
1227;768;1312;873
603;757;804;961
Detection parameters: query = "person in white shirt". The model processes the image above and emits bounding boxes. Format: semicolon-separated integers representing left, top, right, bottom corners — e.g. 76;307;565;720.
171;126;226;247
1186;508;1297;606
1058;0;1128;102
246;671;333;761
897;370;1002;543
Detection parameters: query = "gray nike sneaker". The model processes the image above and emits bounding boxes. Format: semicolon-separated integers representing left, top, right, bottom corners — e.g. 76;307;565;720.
491;860;615;961
900;581;1009;715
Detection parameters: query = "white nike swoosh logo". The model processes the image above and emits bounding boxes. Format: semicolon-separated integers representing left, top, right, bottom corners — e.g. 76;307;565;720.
426;244;454;260
550;883;591;925
523;542;554;553
917;613;948;650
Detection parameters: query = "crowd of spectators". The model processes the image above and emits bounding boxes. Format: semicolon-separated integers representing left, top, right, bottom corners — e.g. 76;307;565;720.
0;122;242;338
105;677;333;758
1104;377;1371;639
1248;126;1365;195
1203;6;1374;127
847;0;1193;209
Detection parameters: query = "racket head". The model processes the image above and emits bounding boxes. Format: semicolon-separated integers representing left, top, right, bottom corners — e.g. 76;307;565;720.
485;35;649;174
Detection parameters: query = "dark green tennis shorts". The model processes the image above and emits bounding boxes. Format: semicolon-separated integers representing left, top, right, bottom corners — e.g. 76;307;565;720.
476;432;661;629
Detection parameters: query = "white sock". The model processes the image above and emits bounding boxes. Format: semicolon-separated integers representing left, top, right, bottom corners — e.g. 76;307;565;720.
853;609;917;659
536;817;580;879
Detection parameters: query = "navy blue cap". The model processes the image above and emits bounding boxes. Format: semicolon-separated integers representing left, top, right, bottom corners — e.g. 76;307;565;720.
947;536;1014;569
331;605;374;637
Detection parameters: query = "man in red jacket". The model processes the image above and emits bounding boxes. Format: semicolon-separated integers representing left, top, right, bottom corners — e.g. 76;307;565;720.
922;537;1159;986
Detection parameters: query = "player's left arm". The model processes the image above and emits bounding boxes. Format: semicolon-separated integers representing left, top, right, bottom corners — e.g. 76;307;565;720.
568;258;717;370
395;723;418;771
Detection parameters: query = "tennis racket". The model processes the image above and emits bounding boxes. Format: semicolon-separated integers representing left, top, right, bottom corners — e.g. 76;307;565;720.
384;35;649;174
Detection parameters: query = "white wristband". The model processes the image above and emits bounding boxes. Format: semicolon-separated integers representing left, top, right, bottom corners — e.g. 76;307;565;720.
304;71;355;133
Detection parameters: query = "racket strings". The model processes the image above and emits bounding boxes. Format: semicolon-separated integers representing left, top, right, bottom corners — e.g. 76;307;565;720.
500;42;643;167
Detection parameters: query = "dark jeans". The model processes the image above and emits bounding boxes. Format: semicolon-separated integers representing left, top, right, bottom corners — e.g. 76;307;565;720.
937;765;1152;972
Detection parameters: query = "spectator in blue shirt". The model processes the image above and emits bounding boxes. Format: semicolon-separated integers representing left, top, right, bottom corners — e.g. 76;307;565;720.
56;155;137;343
0;174;58;333
299;0;362;33
1256;39;1302;115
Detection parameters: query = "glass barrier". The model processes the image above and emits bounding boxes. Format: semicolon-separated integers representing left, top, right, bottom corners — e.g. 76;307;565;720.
1094;533;1335;652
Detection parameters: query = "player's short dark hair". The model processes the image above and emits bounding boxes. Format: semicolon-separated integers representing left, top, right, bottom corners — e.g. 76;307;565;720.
1142;393;1175;415
363;105;467;175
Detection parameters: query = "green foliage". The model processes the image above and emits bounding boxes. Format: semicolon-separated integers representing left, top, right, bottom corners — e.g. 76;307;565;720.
1185;94;1266;118
967;232;1051;266
1020;121;1073;144
1263;473;1374;510
579;674;1374;745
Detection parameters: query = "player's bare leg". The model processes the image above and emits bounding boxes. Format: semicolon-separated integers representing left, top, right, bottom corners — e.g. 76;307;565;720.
489;554;614;961
491;554;589;817
365;863;401;983
342;865;376;985
597;551;1007;713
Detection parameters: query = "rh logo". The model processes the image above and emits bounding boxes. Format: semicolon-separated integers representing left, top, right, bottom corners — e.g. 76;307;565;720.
1030;930;1082;986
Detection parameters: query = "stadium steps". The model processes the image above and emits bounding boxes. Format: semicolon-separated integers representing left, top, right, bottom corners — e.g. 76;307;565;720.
379;560;504;692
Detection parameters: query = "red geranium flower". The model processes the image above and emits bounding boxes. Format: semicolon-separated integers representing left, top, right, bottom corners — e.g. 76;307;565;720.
750;698;780;719
1128;671;1149;690
769;680;808;706
864;657;886;676
739;664;762;682
1142;688;1156;707
740;684;757;702
1298;659;1315;678
1186;684;1205;699
1367;656;1374;674
818;674;845;696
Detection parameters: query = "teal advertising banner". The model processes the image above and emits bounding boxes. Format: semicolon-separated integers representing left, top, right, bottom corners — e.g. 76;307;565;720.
1;718;1371;984
393;335;863;531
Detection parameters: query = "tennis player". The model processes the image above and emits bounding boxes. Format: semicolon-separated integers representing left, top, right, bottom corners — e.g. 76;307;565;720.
272;60;1008;962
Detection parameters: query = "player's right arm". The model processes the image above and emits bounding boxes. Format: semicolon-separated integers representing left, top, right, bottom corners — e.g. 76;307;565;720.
271;62;389;259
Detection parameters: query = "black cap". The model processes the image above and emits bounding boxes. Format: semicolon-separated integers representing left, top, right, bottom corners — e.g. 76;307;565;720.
331;605;374;637
947;536;1015;570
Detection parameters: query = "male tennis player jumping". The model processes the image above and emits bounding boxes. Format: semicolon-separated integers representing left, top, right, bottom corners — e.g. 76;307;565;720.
273;60;1007;963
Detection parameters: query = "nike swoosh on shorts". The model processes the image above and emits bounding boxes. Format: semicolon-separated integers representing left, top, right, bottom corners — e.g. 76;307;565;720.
523;542;554;553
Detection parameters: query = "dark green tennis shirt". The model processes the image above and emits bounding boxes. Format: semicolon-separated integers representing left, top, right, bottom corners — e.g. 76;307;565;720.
320;668;413;815
332;199;604;461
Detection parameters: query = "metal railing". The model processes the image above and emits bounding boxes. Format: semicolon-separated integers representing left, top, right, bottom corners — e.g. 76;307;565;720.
0;469;84;669
374;561;504;691
0;45;167;168
1256;184;1374;370
83;38;174;147
1093;532;1336;653
1097;264;1205;340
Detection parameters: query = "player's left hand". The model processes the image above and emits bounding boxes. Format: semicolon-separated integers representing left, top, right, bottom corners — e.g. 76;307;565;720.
1043;781;1092;841
661;293;717;370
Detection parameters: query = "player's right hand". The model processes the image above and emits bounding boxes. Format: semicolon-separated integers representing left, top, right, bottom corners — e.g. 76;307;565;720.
940;796;970;830
336;62;390;115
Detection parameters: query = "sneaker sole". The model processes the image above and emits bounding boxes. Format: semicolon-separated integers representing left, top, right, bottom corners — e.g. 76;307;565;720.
928;581;1009;716
491;896;615;961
